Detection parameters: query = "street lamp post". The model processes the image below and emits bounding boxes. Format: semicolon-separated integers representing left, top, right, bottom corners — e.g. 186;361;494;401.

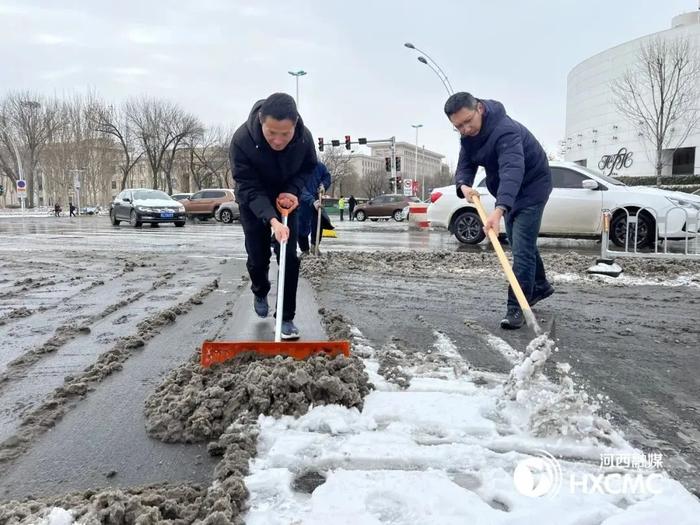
404;43;454;96
288;70;307;108
411;124;423;199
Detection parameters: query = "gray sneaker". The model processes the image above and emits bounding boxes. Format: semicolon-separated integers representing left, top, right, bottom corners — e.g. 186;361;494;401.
500;307;524;329
253;295;268;318
281;320;300;340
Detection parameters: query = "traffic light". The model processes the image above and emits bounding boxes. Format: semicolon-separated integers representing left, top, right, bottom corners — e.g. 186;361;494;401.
385;157;391;172
396;175;402;186
395;156;401;172
344;135;351;150
317;137;324;152
0;184;4;196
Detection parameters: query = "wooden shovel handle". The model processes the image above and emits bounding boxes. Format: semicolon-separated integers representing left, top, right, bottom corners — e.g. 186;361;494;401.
471;196;533;316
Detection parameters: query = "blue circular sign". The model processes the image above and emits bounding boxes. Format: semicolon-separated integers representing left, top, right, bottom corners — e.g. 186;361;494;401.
17;179;27;189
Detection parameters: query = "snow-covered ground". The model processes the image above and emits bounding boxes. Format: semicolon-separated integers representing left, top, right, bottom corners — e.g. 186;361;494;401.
244;328;700;524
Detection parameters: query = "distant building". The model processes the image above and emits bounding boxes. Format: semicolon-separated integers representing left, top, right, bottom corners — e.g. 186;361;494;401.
344;141;445;194
565;7;700;178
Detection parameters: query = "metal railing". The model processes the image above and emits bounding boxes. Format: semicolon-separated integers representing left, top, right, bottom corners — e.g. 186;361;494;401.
600;206;700;260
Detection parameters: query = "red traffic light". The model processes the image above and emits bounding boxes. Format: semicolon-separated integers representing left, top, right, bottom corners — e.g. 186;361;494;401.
344;135;351;150
317;137;324;152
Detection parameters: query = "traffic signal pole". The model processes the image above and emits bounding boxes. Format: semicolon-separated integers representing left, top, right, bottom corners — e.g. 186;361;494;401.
390;136;396;194
316;135;399;193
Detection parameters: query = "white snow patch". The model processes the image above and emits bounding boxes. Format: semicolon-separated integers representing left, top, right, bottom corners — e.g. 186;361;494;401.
244;325;700;523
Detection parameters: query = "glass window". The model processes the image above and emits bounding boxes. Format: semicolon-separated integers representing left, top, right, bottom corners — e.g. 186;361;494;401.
672;147;695;175
551;167;590;189
132;189;170;200
111;180;117;190
191;192;204;200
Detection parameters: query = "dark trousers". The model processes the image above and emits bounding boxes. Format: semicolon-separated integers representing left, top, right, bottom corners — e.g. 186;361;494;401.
504;203;550;310
297;202;321;253
339;209;344;221
349;207;355;220
239;205;300;321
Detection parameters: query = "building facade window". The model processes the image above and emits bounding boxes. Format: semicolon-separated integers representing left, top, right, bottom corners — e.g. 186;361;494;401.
672;147;695;175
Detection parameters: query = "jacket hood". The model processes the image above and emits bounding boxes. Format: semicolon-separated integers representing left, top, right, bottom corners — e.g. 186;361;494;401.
245;99;307;150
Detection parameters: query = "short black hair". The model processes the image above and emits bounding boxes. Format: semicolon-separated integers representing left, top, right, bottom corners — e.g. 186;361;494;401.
444;92;479;117
259;93;298;122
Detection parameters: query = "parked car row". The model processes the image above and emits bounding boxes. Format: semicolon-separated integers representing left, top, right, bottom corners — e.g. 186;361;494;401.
428;161;700;247
109;188;240;228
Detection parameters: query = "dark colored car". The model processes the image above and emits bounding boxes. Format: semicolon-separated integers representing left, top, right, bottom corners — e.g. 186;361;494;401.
353;194;421;221
110;189;186;227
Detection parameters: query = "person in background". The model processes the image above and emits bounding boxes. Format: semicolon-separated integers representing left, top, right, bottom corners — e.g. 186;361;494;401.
337;195;345;221
69;202;77;217
298;162;332;255
348;195;357;221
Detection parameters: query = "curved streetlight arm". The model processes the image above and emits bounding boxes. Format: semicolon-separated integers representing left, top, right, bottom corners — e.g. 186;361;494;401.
408;44;454;94
418;57;452;96
0;123;24;181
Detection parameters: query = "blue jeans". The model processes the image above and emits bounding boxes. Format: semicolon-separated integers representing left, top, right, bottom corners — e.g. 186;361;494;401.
297;202;320;253
504;203;549;309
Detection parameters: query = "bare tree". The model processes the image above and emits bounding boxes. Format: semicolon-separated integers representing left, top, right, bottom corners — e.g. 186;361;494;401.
612;36;700;185
361;169;388;199
126;97;202;193
90;100;144;192
321;148;355;197
0;92;62;207
182;126;232;191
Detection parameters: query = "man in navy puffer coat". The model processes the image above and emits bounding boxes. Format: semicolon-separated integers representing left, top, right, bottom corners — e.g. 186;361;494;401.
445;92;554;329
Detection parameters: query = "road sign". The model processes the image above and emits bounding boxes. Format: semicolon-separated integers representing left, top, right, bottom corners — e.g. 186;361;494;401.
16;179;27;198
403;178;412;196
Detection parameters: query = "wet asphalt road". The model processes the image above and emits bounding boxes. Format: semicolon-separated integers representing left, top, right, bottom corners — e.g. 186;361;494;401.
1;214;699;499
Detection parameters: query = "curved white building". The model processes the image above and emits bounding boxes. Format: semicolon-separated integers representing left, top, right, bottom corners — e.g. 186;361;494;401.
565;7;700;179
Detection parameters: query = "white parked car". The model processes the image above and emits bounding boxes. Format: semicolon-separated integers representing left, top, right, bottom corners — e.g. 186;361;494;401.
428;161;700;247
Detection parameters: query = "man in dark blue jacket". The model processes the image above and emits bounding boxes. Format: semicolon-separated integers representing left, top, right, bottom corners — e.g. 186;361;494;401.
298;162;332;255
230;93;317;340
445;92;554;329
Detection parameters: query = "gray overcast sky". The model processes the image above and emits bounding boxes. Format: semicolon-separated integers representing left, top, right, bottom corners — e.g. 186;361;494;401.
0;0;695;167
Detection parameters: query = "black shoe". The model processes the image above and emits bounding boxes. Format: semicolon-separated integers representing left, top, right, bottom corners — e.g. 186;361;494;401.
253;295;268;318
530;285;555;306
500;307;524;330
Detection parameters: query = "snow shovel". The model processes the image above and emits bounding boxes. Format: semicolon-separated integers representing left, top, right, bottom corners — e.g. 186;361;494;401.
200;199;350;368
314;186;324;256
471;195;545;336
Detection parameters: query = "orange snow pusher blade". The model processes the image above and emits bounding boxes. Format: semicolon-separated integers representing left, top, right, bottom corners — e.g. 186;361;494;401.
200;340;351;368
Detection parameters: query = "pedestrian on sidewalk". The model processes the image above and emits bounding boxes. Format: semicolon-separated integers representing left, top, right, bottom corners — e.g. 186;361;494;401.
230;92;317;340
69;202;76;217
444;92;554;330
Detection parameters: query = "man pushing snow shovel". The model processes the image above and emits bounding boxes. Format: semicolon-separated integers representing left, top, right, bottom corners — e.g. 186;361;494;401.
445;92;555;329
230;92;317;340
